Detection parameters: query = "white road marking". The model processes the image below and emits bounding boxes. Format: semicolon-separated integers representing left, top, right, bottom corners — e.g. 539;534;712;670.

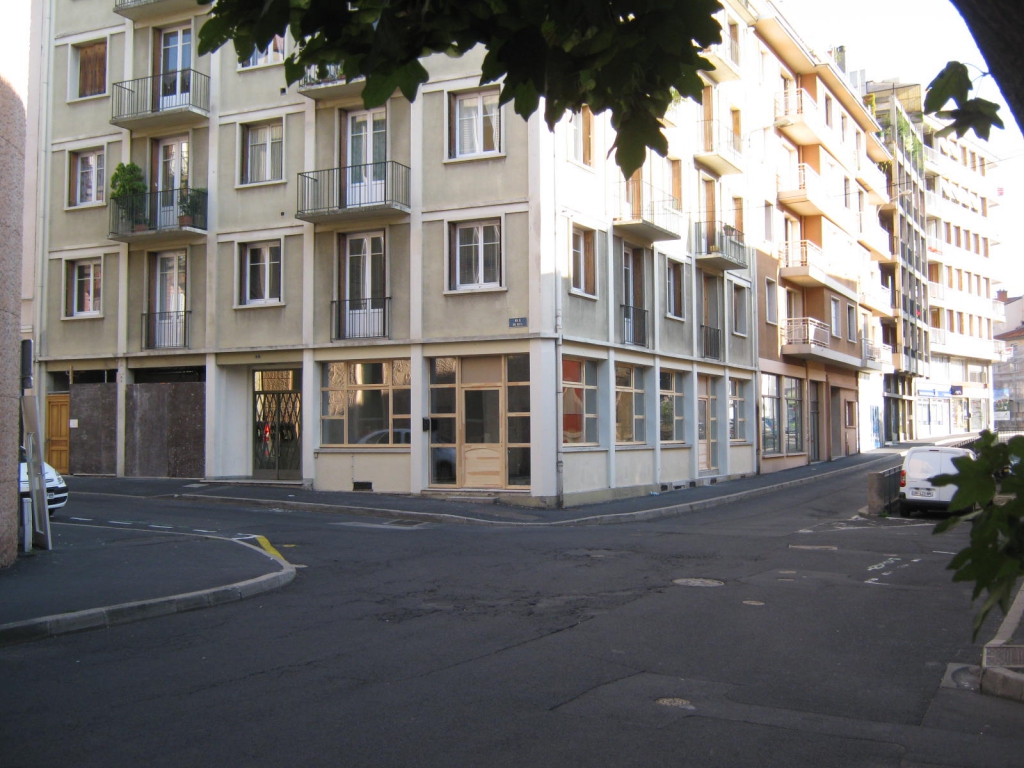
108;520;132;525
193;529;217;533
789;544;837;551
69;517;92;522
148;525;173;529
934;550;957;555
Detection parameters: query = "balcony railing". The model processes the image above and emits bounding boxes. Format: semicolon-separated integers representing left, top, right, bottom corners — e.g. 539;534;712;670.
928;281;945;300
297;162;411;219
331;298;390;340
143;310;190;349
863;340;893;365
784;317;831;348
695;119;743;174
780;239;823;269
109;187;207;237
300;63;344;88
614;179;682;240
111;69;210;123
701;325;723;360
775;88;817;124
693;220;748;269
929;327;947;344
621;305;648;347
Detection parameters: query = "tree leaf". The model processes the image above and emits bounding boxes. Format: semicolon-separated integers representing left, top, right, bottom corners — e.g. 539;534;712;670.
924;61;972;112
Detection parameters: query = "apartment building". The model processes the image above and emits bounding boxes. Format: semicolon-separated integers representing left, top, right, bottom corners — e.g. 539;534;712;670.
33;0;799;506
752;12;894;470
994;294;1024;430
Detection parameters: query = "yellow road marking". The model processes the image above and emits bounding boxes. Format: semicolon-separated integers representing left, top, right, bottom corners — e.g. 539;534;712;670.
254;535;286;561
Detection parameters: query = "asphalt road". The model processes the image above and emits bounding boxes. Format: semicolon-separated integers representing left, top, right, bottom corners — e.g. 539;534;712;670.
2;468;1022;768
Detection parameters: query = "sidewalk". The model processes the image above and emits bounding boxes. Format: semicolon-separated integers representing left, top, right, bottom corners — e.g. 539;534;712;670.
7;433;1022;702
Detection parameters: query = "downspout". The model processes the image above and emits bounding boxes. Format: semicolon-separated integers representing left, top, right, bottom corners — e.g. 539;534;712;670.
553;137;564;506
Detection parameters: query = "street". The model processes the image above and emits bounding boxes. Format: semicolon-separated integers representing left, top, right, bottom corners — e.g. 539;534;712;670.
2;467;1022;767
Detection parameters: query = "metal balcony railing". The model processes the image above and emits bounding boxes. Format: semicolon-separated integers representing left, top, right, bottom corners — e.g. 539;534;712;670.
698;119;742;156
299;63;344;87
109;187;207;236
929;327;947;344
615;179;682;236
780;239;824;270
331;298;391;340
298;162;410;217
775;88;817;122
112;69;210;121
143;310;190;349
621;305;648;347
928;281;945;300
701;325;722;360
784;317;831;348
693;220;748;268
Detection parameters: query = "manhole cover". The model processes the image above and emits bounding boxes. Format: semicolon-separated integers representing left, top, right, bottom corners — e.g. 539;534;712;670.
673;578;725;587
655;698;695;709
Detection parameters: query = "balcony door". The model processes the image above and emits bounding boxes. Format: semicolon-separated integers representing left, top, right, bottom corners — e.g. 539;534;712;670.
347;109;386;207
343;233;386;338
156;136;188;229
622;245;645;344
154;251;186;348
160;27;192;110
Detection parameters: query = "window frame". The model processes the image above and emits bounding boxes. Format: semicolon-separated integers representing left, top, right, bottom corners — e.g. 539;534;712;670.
570;227;597;298
562;357;599;446
319;360;412;447
239;119;285;186
765;278;778;325
666;258;685;320
65;257;103;318
846;303;857;342
238;240;283;307
732;282;748;336
614;363;646;445
761;374;781;455
449;219;503;292
68;147;105;208
69;39;108;101
449;89;502;160
729;379;746;441
659;369;686;444
783;376;803;453
568;106;594;167
239;34;286;70
830;297;841;337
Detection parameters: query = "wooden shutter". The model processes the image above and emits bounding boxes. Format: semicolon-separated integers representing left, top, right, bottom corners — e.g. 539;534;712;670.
671;160;682;210
582;106;593;166
632;248;644;306
448;94;457;158
78;42;106;97
65;261;75;316
147;252;158;347
238;246;247;305
68;152;78;206
449;224;457;289
583;232;596;295
240;125;250;184
672;263;683;315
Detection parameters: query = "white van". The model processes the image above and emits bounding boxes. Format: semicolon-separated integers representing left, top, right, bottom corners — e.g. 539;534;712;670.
898;446;975;517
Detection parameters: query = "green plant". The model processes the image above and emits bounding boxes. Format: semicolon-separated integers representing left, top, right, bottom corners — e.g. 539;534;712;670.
109;162;147;199
178;187;206;219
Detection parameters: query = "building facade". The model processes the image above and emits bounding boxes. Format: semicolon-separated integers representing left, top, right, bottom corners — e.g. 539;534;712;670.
995;295;1024;431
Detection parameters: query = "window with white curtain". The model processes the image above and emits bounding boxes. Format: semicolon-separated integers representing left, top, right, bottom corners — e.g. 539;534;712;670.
241;120;283;184
451;221;501;289
452;90;500;158
240;241;282;304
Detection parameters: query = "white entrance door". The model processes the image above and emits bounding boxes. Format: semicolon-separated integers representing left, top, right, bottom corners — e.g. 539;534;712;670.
157;136;189;228
347;109;387;207
155;251;186;347
345;233;386;338
160;27;192;110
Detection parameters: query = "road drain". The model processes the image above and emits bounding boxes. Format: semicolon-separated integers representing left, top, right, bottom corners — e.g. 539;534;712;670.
673;578;725;587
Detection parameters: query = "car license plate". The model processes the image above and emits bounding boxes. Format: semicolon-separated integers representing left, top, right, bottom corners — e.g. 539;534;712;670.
912;489;935;498
46;493;55;500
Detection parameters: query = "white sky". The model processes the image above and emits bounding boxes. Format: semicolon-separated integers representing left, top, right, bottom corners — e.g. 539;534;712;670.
0;0;31;102
777;0;1024;295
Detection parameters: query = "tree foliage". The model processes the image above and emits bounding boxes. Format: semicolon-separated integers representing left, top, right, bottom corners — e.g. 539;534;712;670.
197;0;725;178
932;431;1024;638
924;61;1004;140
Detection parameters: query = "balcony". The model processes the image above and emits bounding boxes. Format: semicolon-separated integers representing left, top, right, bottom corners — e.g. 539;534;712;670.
143;311;191;350
297;162;411;223
930;328;1004;361
331;298;390;340
702;31;741;82
621;305;648;347
113;0;198;20
613;179;682;242
778;240;857;295
928;281;945;302
781;317;863;368
860;282;894;317
855;157;890;205
778;164;837;222
297;64;365;101
857;214;892;261
701;325;723;360
111;70;210;130
862;340;894;371
694;119;743;175
693;221;748;270
108;187;207;244
774;89;824;147
993;299;1006;323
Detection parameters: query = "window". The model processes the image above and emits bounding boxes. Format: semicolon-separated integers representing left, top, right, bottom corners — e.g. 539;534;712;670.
239;241;282;305
73;40;106;98
667;260;685;319
729;379;746;440
830;297;841;337
847;304;856;342
241;120;283;184
451;221;501;289
784;377;803;453
764;202;774;242
845;400;857;428
571;229;596;296
670;160;682;210
765;278;778;324
659;370;685;443
241;35;285;68
66;258;102;316
732;283;748;335
843;177;851;208
569;106;593;166
320;360;411;446
824;94;833;127
451;90;500;158
562;357;598;445
69;149;104;206
615;364;645;444
761;375;780;453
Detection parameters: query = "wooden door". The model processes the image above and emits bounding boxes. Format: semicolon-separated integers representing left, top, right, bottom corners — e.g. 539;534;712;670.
45;394;70;474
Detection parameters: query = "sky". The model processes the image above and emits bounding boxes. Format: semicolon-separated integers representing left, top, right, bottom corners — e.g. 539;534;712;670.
777;0;1024;295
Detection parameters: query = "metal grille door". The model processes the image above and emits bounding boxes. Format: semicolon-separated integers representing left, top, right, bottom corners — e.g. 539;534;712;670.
253;371;301;480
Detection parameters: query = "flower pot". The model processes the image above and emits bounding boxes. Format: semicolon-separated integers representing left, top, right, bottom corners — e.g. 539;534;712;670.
178;215;193;227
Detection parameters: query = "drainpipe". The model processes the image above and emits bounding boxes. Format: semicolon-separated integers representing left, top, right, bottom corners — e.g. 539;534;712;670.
553;140;564;506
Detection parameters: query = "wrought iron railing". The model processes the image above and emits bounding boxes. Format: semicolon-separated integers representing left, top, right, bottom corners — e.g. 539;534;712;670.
109;187;207;236
698;119;742;157
112;69;210;122
299;63;345;88
701;325;722;360
693;220;748;268
143;310;190;349
621;305;648;347
331;298;390;340
615;179;682;236
298;162;410;217
784;317;831;347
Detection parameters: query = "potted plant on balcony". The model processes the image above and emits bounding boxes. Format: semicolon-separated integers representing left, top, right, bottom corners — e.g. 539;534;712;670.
177;187;206;228
109;162;149;231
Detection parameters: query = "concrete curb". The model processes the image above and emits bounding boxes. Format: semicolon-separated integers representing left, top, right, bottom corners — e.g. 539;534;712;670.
980;581;1024;703
162;454;900;528
0;541;296;647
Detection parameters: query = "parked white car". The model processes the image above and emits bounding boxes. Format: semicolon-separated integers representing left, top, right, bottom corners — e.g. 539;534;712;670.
19;446;68;515
899;445;975;517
